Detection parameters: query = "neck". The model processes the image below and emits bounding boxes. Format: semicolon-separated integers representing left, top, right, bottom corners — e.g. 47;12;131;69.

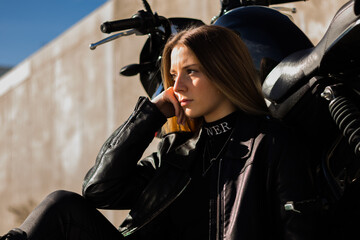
203;111;238;137
204;103;237;122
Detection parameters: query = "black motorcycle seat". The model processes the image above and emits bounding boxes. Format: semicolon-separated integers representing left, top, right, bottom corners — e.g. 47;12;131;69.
263;0;360;104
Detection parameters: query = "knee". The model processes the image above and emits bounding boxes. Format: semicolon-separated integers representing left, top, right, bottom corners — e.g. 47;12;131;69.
45;190;85;210
48;190;81;202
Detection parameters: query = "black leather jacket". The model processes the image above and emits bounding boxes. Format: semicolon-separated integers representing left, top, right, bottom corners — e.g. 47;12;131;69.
82;96;319;240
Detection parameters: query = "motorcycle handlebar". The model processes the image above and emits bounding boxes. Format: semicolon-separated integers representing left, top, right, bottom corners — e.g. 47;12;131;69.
267;0;307;5
100;17;142;34
101;0;306;34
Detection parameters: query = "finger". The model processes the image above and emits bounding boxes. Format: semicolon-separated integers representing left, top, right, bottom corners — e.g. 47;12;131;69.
165;88;181;118
168;88;186;125
152;87;178;118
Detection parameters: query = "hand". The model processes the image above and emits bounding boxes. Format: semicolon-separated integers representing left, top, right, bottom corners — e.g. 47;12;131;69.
151;87;185;125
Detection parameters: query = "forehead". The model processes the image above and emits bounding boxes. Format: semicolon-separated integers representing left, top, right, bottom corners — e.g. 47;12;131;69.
170;45;199;68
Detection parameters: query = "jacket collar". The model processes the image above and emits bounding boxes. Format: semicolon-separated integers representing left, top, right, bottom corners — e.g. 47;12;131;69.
165;128;205;171
165;112;265;170
225;112;264;159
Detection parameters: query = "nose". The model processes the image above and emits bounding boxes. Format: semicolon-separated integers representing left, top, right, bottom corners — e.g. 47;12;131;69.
173;73;186;93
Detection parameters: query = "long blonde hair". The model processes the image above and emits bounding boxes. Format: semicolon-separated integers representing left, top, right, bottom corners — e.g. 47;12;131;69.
161;25;269;134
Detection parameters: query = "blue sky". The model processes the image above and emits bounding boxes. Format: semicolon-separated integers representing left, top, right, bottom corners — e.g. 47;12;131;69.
0;0;108;67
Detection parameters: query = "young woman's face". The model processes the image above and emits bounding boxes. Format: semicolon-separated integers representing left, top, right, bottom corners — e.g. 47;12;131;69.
170;45;236;122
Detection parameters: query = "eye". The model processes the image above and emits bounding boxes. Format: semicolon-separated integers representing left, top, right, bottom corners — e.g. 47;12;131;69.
170;73;177;81
187;69;195;74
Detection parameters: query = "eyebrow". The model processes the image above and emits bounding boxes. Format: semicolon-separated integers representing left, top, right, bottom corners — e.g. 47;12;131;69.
170;63;199;72
183;64;198;69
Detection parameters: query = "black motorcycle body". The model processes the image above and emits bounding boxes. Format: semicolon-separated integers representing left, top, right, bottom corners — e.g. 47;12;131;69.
263;0;360;237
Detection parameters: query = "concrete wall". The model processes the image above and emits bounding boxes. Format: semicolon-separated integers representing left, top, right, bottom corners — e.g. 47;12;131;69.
280;0;350;44
0;0;351;233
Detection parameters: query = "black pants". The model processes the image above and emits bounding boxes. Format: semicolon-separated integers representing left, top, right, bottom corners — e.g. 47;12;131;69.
18;190;124;240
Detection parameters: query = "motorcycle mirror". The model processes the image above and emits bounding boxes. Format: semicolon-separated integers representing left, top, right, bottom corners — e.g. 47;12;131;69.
120;64;142;76
120;62;153;76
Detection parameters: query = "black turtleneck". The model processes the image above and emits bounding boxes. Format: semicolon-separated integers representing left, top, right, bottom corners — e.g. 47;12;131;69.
202;111;238;175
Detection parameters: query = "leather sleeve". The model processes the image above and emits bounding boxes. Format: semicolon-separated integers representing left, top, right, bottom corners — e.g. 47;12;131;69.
82;96;167;210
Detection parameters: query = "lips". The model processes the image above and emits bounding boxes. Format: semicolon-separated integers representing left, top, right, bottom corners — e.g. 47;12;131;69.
179;98;192;106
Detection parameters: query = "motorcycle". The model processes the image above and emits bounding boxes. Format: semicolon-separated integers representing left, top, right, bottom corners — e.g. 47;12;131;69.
262;0;360;237
90;0;360;237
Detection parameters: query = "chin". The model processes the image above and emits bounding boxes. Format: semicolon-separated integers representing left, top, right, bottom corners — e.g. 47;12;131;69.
184;110;201;119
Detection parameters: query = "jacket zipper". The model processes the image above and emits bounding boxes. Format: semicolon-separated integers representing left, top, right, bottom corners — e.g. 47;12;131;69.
213;132;234;240
216;157;223;240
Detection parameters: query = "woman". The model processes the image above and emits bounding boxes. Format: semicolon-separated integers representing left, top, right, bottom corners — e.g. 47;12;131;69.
1;25;318;240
